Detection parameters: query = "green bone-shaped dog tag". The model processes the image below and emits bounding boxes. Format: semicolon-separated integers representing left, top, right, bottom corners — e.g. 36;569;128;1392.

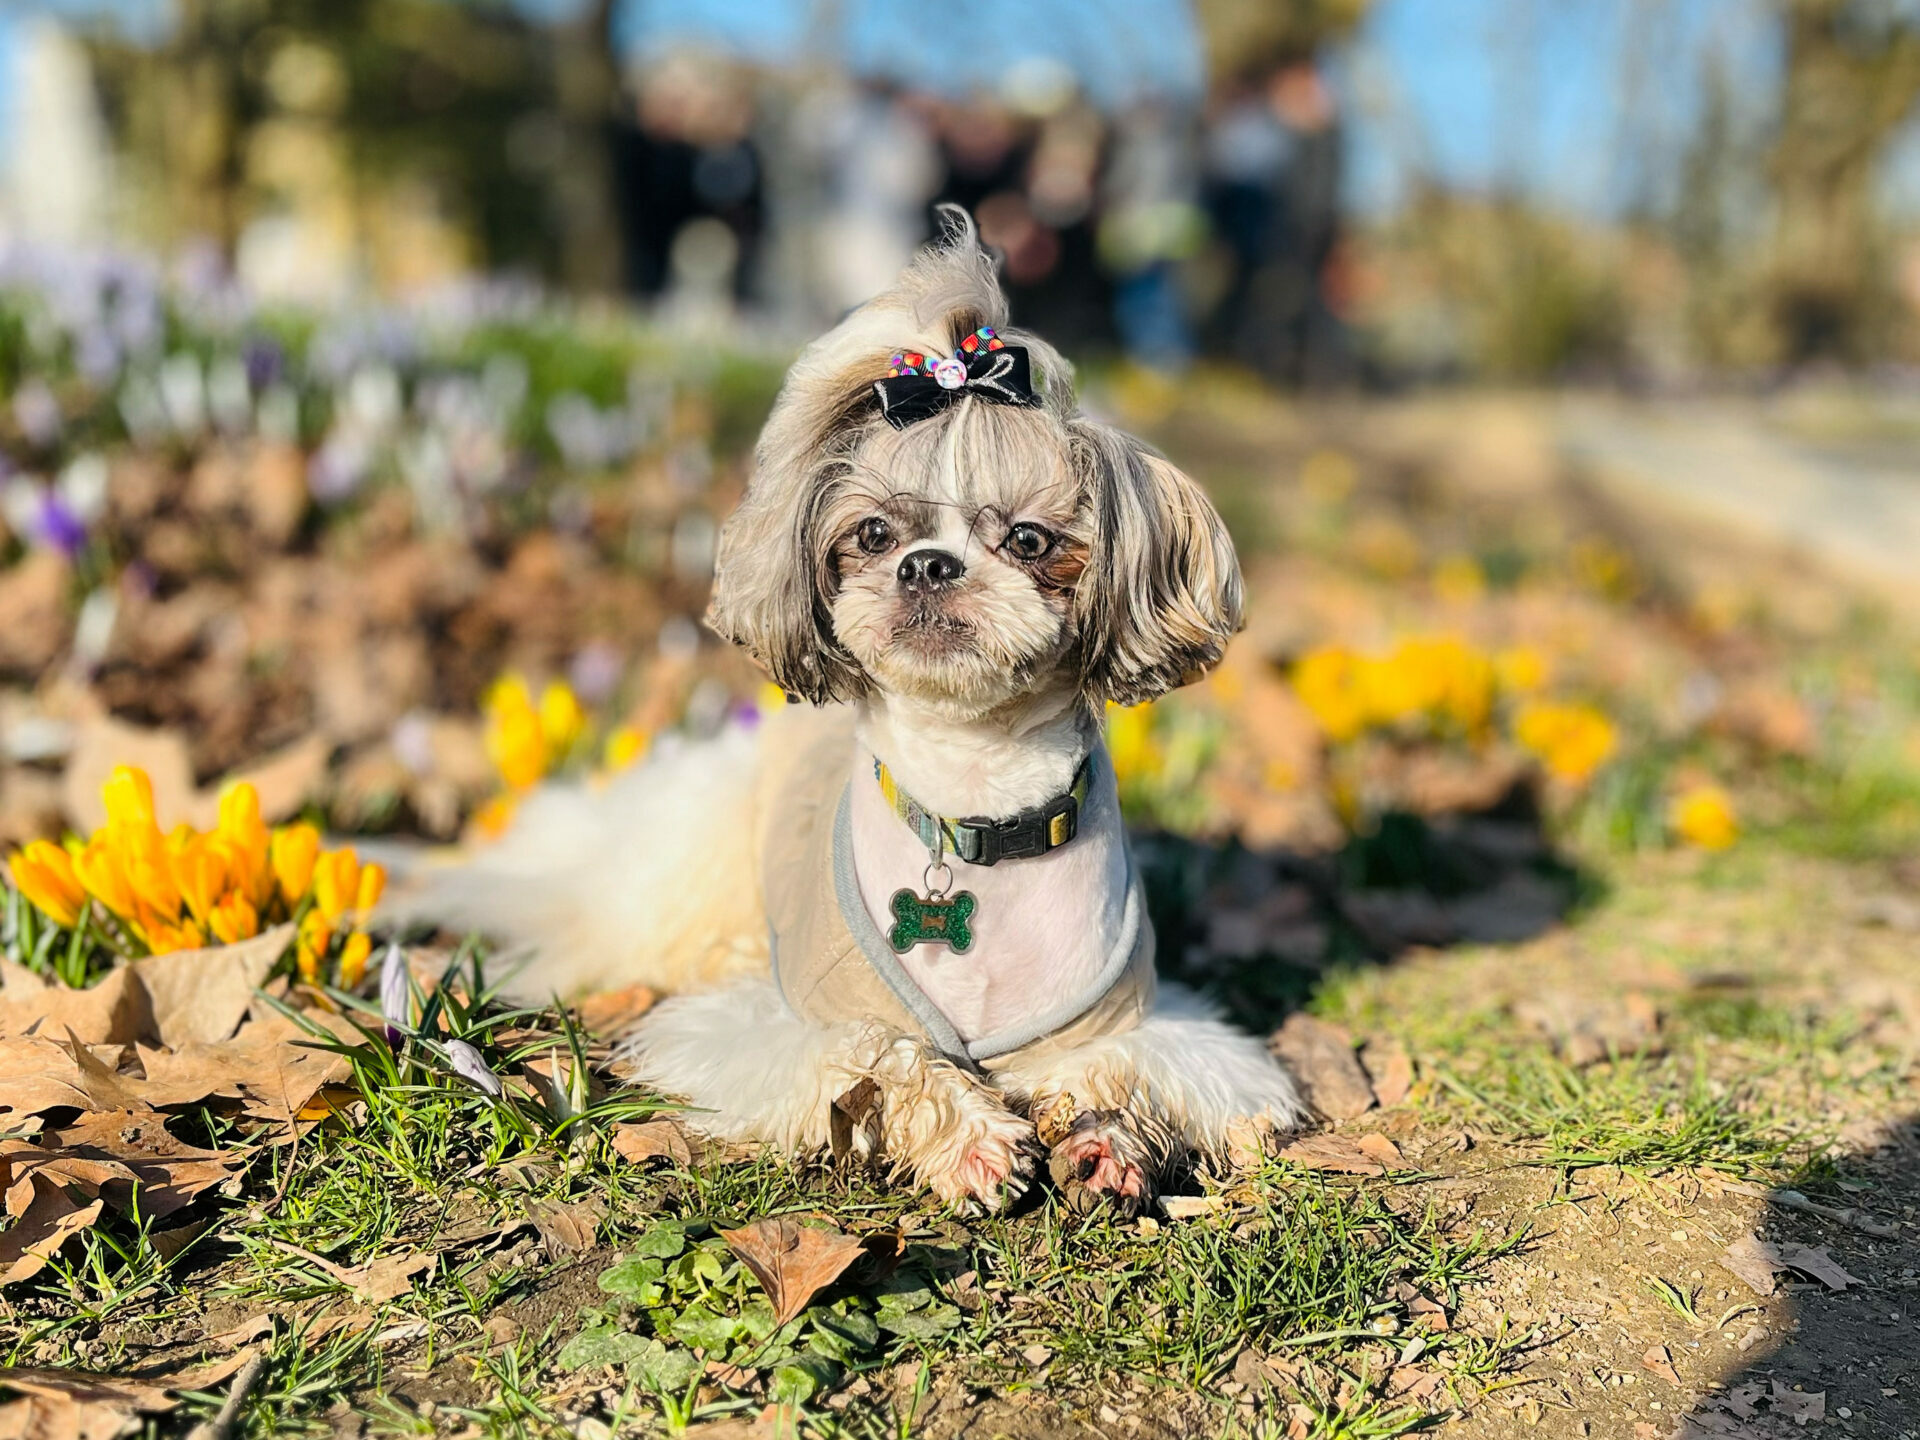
888;888;976;954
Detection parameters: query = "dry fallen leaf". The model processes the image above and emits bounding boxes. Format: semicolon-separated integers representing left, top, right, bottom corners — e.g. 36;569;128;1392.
1642;1344;1682;1386
1360;1038;1415;1108
1161;1195;1234;1220
130;926;292;1047
1354;1133;1405;1168
1387;1367;1442;1401
1269;1014;1376;1121
344;1254;436;1305
528;1198;603;1253
1276;1133;1388;1176
38;1110;237;1216
611;1119;693;1168
574;983;659;1037
266;1240;434;1303
0;1036;143;1117
1774;1242;1862;1292
1718;1233;1782;1296
720;1218;867;1327
0;1179;104;1286
0;965;153;1046
135;1009;355;1124
1769;1384;1825;1424
0;926;289;1051
0;1111;240;1282
0;1365;180;1440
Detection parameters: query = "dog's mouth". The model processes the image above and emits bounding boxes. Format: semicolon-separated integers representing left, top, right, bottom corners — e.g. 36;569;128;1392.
893;608;976;654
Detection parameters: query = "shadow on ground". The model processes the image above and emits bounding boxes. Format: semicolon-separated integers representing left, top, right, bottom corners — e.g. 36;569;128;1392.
1675;1114;1920;1440
1135;781;1584;1032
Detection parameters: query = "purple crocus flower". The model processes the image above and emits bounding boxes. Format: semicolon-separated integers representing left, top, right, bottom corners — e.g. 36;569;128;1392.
445;1039;505;1098
35;493;88;560
243;335;285;393
568;642;624;705
379;942;411;1043
308;433;372;502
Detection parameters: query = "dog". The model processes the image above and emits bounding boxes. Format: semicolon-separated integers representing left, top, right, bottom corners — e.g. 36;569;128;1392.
412;212;1305;1214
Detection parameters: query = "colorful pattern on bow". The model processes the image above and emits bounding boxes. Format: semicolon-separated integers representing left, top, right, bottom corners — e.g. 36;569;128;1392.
873;326;1039;430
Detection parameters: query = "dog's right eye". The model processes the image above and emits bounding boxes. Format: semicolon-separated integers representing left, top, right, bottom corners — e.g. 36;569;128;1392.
856;517;894;555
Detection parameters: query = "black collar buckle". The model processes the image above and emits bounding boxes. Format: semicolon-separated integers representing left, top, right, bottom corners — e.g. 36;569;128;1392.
955;788;1081;867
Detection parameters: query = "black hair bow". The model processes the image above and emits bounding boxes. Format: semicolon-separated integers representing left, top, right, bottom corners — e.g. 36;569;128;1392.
872;342;1040;430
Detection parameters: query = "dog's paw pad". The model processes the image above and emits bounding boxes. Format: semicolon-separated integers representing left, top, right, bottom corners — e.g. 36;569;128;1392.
933;1122;1041;1215
1048;1110;1150;1218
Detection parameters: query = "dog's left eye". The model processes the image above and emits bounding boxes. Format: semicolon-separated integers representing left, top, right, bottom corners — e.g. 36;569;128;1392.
1002;523;1055;561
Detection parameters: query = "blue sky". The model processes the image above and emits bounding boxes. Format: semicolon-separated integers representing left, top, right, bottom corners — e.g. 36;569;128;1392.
0;0;1895;223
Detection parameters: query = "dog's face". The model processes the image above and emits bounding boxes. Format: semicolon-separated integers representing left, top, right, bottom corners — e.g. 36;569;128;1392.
818;406;1087;711
707;222;1242;719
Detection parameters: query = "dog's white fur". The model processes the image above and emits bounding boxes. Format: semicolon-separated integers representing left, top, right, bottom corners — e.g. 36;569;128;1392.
409;212;1304;1212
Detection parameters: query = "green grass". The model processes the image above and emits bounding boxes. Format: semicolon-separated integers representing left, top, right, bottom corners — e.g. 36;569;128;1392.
1434;1050;1790;1177
964;1171;1526;1392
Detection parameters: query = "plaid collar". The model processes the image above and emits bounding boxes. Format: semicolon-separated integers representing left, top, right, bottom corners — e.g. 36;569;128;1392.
872;755;1091;867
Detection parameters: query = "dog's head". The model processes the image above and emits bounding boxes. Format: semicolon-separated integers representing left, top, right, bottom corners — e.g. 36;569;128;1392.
707;210;1242;719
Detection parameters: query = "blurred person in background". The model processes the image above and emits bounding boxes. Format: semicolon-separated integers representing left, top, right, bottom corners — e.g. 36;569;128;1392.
1200;60;1346;383
804;79;944;316
619;49;765;309
1099;100;1206;372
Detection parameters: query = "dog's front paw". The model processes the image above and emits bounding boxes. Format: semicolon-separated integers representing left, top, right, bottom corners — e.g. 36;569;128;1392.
1047;1109;1153;1218
923;1108;1042;1215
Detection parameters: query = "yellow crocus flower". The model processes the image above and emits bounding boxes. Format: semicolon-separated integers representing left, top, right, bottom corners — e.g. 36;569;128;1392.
216;782;276;909
208;891;260;945
174;838;230;928
73;837;139;924
145;917;206;955
338;930;373;987
8;841;87;928
354;861;386;918
1292;646;1368;743
102;765;156;831
603;724;649;773
1671;784;1739;850
1513;702;1618;784
1105;701;1160;788
1494;646;1549;696
271;823;321;907
470;793;519;839
297;909;332;985
539;681;585;763
484;673;546;792
121;836;184;930
312;849;361;925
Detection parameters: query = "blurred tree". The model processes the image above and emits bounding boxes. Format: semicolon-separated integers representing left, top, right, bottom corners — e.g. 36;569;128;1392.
1193;0;1370;83
551;0;627;294
83;0;633;293
1766;0;1920;361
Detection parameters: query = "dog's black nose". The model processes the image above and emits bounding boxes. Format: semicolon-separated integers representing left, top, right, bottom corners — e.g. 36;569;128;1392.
897;549;965;590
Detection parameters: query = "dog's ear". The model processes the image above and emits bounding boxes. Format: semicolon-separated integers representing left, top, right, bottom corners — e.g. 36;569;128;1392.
1068;419;1243;706
706;372;872;704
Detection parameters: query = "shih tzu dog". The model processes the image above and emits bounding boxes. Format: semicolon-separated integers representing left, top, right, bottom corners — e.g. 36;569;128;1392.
416;212;1304;1214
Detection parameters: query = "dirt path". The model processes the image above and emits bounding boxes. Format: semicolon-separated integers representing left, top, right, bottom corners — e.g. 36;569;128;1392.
1556;394;1920;612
